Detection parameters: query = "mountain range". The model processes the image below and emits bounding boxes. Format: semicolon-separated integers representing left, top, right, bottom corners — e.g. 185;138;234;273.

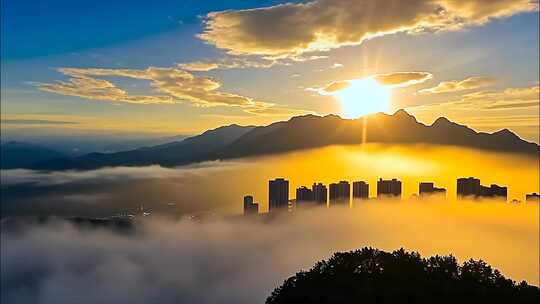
17;110;540;170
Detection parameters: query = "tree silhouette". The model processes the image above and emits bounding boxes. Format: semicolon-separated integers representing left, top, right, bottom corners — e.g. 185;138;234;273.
266;247;539;304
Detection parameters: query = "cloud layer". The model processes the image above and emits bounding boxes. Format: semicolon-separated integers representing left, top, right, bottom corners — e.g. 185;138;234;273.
199;0;537;57
418;76;495;94
2;201;538;304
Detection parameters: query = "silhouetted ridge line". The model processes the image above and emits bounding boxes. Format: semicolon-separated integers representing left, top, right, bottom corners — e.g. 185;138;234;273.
29;110;539;170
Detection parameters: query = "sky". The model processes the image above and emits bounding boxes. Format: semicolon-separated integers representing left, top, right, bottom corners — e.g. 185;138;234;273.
1;0;539;142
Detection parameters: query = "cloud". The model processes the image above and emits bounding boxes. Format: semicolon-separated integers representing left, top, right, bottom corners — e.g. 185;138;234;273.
0;119;78;125
331;63;344;69
307;72;432;95
406;84;540;142
2;200;538;304
418;76;496;94
178;54;328;72
373;72;433;87
177;61;221;72
315;80;351;94
198;0;537;57
462;85;539;102
485;101;539;109
178;57;276;71
40;67;257;107
39;67;312;116
243;106;315;116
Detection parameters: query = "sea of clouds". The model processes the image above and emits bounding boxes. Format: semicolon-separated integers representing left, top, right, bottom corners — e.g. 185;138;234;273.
2;200;538;304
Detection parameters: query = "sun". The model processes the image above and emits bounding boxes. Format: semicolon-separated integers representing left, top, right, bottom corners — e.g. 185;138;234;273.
332;78;391;119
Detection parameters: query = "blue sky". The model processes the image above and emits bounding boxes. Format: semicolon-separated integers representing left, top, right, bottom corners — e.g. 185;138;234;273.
1;0;539;141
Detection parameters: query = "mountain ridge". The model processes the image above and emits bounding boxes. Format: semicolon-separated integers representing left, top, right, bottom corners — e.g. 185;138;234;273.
26;110;540;171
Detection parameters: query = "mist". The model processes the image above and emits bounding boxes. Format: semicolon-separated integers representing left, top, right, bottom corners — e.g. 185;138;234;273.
2;200;538;304
2;144;538;217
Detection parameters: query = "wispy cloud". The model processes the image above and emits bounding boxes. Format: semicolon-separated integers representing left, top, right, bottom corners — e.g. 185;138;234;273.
418;76;495;94
178;54;328;72
39;67;311;116
0;119;78;125
407;85;540;142
199;0;537;58
372;72;433;87
307;72;433;95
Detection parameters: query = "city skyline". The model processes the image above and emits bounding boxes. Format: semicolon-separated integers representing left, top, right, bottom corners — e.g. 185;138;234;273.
243;176;538;215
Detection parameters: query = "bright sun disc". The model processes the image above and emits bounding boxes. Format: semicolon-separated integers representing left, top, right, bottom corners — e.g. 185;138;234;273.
332;78;391;118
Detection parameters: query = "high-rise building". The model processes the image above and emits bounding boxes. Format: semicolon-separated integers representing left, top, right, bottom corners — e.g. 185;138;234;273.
482;184;507;200
329;181;350;205
243;195;259;215
312;182;327;205
377;178;402;198
419;182;446;197
457;177;506;200
269;178;289;212
526;193;540;203
457;177;481;198
296;186;314;208
352;181;369;199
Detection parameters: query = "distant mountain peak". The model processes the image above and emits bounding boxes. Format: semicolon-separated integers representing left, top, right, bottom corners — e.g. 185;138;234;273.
432;117;453;127
493;128;514;135
491;128;521;139
392;109;417;122
27;111;539;171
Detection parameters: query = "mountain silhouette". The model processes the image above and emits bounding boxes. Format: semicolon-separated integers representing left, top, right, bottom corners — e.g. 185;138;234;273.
31;110;539;170
0;141;66;169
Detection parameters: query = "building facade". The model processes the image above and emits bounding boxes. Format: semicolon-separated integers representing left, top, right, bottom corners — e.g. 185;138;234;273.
243;195;259;215
329;181;350;205
526;193;540;203
352;181;369;199
457;177;507;200
269;178;289;212
419;182;446;197
296;186;314;208
312;182;328;205
377;178;402;198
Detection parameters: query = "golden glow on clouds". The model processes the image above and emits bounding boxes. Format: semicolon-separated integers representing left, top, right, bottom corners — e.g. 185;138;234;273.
373;72;433;87
307;72;433;117
408;85;540;142
39;67;311;117
199;0;537;57
418;76;496;94
178;54;329;72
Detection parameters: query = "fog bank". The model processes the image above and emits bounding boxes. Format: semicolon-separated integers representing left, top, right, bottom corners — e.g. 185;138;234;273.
2;200;538;304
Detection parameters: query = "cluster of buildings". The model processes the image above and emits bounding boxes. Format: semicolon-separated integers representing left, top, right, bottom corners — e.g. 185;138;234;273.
242;177;540;215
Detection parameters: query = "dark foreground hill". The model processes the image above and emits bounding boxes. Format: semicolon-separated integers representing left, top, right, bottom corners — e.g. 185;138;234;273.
266;247;539;304
32;110;539;170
